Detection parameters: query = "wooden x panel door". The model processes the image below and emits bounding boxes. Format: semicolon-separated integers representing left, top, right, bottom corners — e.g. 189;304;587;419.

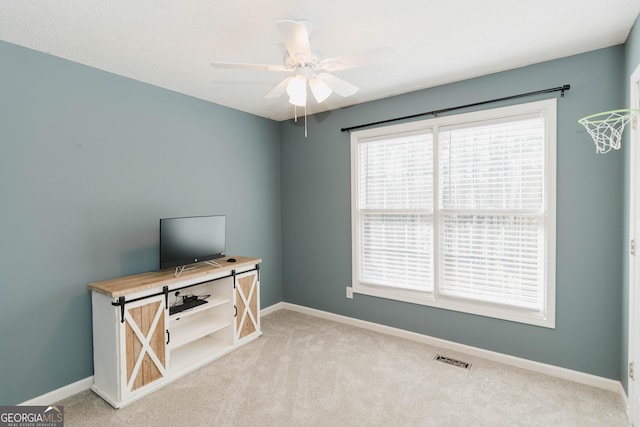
235;270;260;342
120;295;168;398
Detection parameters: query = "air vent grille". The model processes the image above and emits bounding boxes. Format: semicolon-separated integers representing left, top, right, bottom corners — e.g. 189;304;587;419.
435;354;471;370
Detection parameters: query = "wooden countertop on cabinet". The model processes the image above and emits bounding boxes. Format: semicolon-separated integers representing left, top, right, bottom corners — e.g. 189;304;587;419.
88;256;262;298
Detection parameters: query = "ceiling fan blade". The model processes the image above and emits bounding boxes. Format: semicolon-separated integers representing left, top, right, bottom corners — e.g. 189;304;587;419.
210;61;289;72
318;47;395;72
317;73;358;97
265;77;293;98
276;19;312;64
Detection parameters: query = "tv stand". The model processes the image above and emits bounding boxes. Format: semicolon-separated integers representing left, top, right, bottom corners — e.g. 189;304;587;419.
88;256;261;408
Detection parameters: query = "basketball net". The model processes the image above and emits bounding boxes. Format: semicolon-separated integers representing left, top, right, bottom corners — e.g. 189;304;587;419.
578;109;640;154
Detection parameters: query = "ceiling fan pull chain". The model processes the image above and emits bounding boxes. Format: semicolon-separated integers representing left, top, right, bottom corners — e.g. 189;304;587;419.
305;103;308;138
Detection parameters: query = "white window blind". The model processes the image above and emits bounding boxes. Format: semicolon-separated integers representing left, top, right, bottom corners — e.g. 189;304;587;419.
358;131;433;291
439;214;543;309
438;116;546;311
439;116;544;210
350;99;556;327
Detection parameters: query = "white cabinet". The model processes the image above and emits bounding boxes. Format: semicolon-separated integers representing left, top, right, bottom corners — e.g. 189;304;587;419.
89;256;261;408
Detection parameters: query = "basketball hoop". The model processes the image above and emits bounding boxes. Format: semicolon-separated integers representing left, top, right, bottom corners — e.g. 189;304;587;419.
578;109;640;154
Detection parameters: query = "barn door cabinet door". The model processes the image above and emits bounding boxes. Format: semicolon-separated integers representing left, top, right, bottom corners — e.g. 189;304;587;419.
234;270;260;342
119;295;168;399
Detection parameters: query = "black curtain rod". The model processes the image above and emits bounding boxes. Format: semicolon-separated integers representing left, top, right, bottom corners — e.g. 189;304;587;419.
340;84;571;133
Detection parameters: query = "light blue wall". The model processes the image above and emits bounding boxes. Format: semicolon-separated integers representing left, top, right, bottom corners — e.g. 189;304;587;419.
2;21;637;406
280;46;625;380
622;15;640;393
0;40;283;405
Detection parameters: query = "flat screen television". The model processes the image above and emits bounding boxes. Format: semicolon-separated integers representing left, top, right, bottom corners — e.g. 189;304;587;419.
159;215;226;270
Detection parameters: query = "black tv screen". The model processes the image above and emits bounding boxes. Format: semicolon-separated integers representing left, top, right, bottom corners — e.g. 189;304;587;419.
159;215;226;269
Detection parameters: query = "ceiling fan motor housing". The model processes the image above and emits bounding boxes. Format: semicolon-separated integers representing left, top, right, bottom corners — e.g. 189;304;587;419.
284;49;322;70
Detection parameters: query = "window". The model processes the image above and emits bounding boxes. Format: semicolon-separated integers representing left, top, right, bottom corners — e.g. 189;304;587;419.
350;99;556;327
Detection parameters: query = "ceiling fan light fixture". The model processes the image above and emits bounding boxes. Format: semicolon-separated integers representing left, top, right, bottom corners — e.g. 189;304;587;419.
211;19;383;122
289;95;306;107
287;75;307;106
309;77;332;103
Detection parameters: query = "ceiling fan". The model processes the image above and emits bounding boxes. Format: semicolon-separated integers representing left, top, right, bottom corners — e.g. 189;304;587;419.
210;19;393;108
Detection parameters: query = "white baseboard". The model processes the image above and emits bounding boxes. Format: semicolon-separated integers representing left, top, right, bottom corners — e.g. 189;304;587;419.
617;381;630;423
261;301;285;317
21;301;628;409
281;302;624;393
19;376;93;406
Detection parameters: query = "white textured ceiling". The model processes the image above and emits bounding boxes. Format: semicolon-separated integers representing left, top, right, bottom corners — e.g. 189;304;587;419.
1;1;639;121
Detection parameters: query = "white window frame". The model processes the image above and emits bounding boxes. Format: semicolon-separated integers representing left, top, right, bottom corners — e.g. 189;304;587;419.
350;99;556;328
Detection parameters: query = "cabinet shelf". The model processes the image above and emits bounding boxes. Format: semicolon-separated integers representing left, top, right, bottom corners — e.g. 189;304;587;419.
168;296;230;321
169;336;233;377
169;316;231;350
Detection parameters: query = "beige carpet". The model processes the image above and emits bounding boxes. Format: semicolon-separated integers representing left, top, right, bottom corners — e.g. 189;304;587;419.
58;309;628;426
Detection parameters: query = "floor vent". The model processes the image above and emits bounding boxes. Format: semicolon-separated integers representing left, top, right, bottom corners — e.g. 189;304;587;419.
435;354;471;370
